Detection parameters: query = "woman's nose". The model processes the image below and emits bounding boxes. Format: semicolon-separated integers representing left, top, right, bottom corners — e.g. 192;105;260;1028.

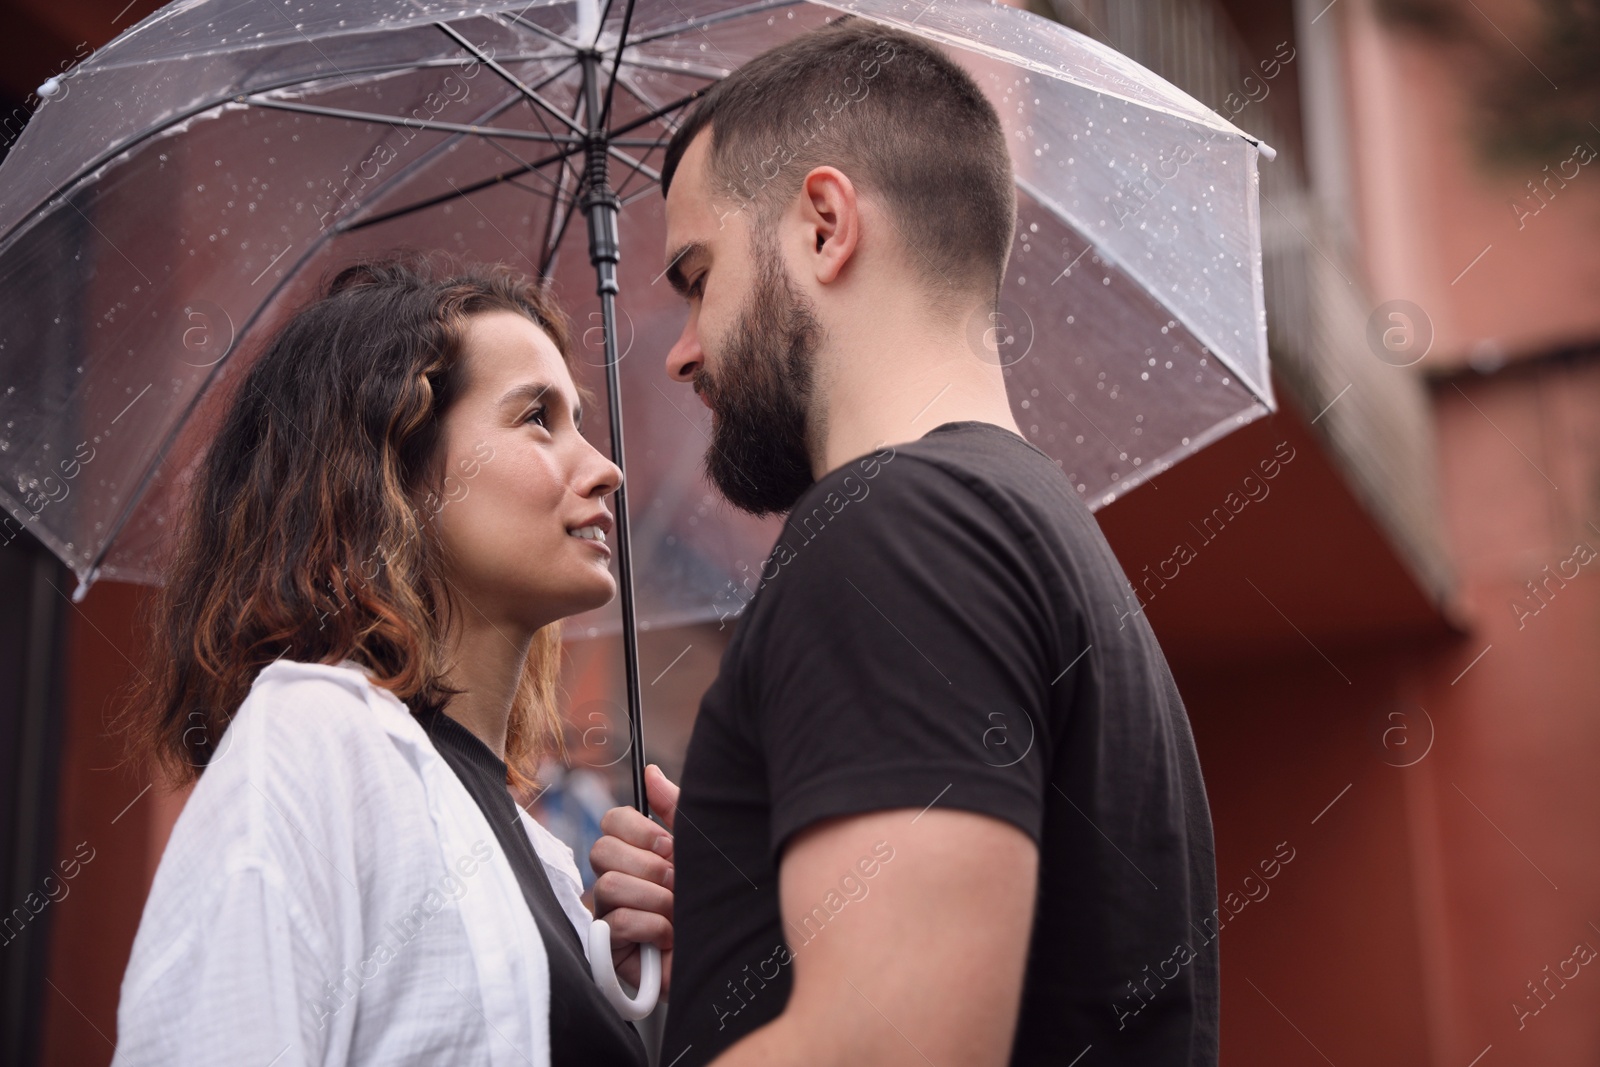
588;448;623;496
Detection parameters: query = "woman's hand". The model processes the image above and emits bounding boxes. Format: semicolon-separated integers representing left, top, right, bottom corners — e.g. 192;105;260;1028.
590;764;679;997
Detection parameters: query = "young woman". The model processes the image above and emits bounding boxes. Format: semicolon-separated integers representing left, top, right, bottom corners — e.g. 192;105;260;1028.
110;251;672;1066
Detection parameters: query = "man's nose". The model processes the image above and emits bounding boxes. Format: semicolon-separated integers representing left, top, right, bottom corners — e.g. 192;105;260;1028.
665;320;701;383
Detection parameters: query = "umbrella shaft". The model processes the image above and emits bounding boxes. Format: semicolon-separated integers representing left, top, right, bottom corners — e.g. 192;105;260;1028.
598;294;649;820
580;48;649;820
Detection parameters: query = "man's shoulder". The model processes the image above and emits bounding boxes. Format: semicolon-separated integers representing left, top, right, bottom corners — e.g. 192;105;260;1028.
900;421;1087;516
778;422;1087;566
807;421;1074;509
770;440;987;575
777;424;1151;653
730;427;1069;649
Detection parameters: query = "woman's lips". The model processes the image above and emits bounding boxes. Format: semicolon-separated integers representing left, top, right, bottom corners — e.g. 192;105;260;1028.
573;534;612;560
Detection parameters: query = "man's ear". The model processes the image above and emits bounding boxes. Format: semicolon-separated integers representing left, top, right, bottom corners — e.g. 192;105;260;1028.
800;165;859;285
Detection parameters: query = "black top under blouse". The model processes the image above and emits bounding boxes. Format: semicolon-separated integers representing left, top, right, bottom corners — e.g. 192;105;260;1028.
414;706;647;1067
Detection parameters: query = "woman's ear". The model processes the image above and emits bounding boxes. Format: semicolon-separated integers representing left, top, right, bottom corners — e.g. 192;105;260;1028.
801;165;860;286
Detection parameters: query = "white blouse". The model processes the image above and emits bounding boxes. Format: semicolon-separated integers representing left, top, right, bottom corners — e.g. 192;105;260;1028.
112;658;593;1067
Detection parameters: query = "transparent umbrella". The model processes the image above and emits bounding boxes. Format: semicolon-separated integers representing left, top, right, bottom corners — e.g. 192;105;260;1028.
0;0;1276;1018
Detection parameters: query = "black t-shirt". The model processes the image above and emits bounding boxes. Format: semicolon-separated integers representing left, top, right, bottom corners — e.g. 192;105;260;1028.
415;707;648;1067
660;421;1219;1066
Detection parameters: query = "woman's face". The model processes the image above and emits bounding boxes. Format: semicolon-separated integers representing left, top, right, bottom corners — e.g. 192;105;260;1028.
430;309;622;634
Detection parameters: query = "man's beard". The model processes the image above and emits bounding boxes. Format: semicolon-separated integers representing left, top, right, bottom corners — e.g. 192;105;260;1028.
693;233;823;517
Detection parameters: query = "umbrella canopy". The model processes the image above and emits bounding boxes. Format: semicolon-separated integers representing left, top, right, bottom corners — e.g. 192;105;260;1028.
0;0;1274;634
0;0;1277;1018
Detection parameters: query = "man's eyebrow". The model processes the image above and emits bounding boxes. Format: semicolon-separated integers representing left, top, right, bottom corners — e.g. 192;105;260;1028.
660;241;707;297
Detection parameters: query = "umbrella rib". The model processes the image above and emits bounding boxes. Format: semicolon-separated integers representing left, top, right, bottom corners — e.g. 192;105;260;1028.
606;86;708;137
470;24;592;161
620;0;801;49
540;66;592;278
605;76;673;200
454;17;591;256
435;22;588;137
0;55;578;256
333;55;583;234
597;0;640;131
243;96;583;142
608;143;661;186
479;112;625;240
540;179;584;276
615;54;729;82
482;136;576;199
504;174;559;198
498;44;589;235
619;183;662;208
540;56;591;276
337;51;594;237
497;10;583;49
519;85;705;232
614;144;667;202
615;71;693;130
609;69;676;131
486;132;588;197
589;85;706;202
536;174;572;275
330;52;586;236
612;155;652;203
336;140;587;233
502;171;585;209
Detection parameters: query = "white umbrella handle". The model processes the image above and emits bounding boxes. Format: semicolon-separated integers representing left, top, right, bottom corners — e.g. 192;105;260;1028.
588;917;661;1020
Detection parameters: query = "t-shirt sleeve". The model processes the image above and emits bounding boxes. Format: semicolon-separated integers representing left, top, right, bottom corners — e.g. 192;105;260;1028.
751;453;1058;861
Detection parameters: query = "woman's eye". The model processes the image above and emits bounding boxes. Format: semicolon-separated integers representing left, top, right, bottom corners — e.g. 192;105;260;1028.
523;405;549;428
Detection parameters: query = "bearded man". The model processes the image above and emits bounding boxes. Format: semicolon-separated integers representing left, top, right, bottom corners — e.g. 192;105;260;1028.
591;16;1221;1067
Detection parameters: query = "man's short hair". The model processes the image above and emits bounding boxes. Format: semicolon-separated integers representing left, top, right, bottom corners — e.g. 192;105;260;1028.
660;15;1017;303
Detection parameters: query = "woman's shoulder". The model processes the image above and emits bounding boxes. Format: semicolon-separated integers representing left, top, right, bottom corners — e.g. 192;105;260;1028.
224;657;413;763
188;657;425;832
244;656;401;721
155;657;435;903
